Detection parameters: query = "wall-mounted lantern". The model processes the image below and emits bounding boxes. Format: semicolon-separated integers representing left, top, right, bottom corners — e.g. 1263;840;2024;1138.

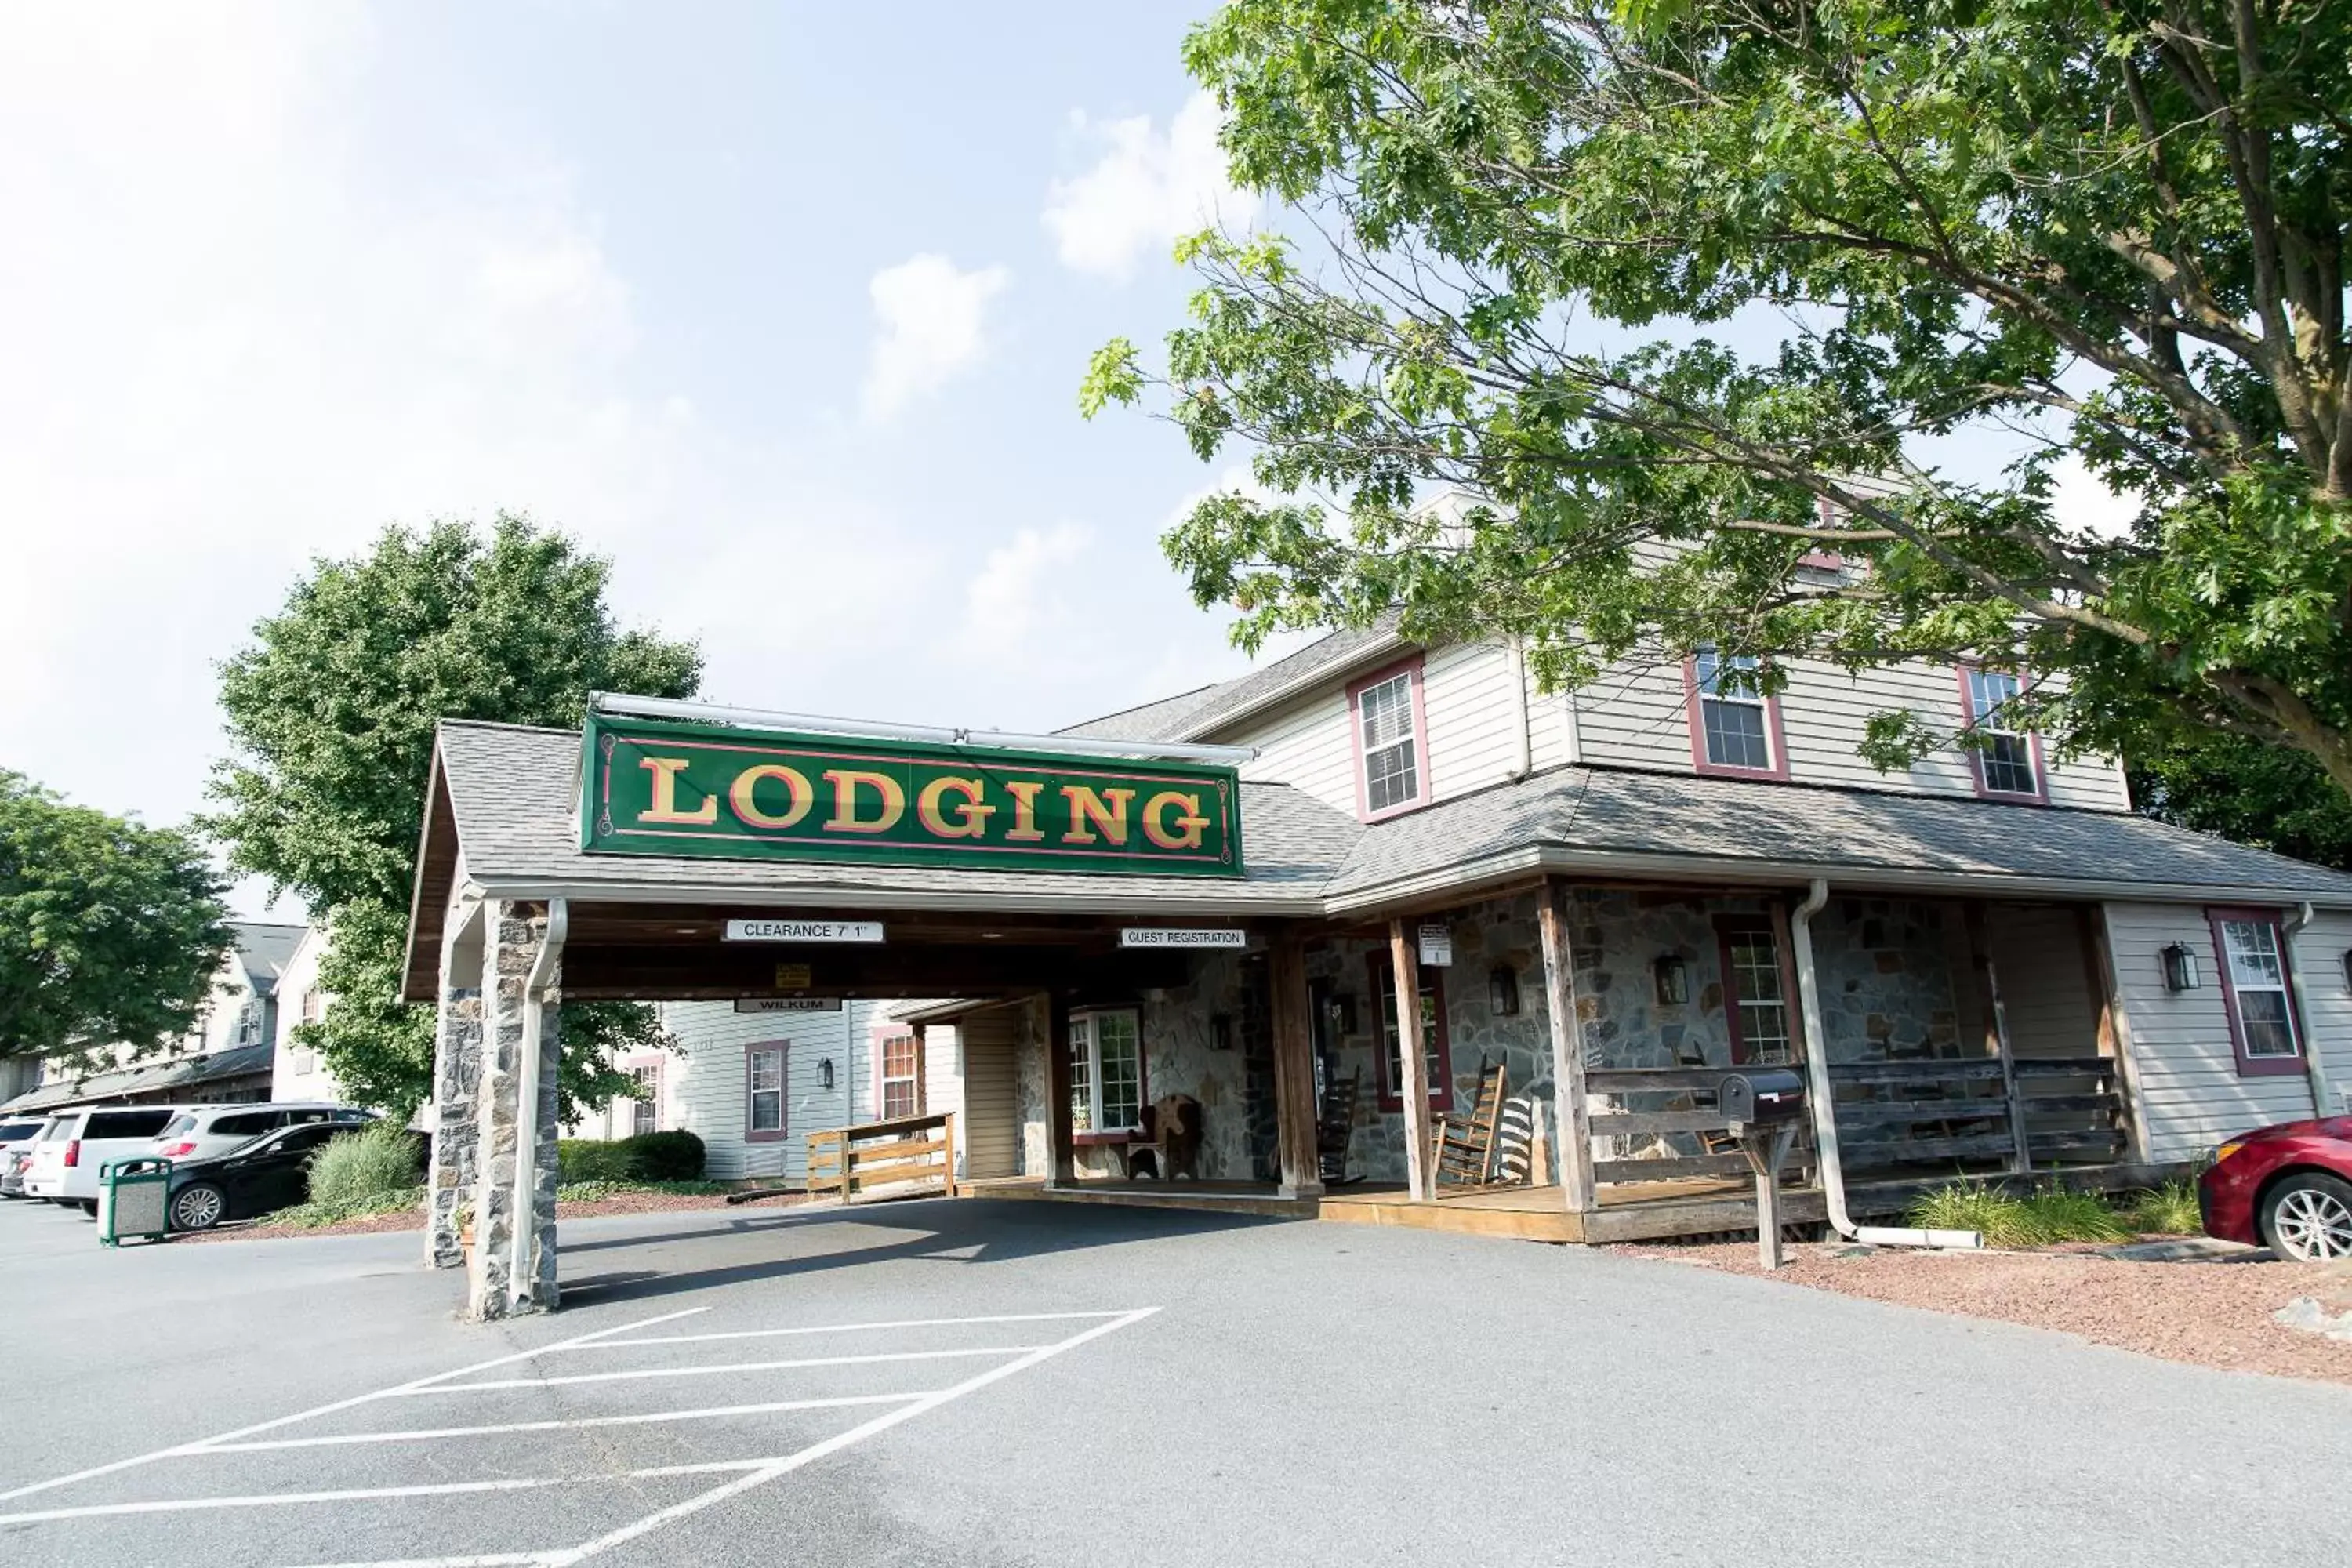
2161;942;2201;992
2341;949;2352;993
1653;955;1691;1007
1488;965;1520;1017
818;1057;836;1091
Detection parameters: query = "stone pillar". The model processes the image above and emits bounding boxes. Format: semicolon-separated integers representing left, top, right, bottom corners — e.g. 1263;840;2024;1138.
466;902;563;1320
425;903;485;1271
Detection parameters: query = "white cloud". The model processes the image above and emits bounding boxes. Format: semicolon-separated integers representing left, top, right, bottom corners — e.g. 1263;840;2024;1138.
859;253;1011;420
963;523;1093;655
1044;90;1255;281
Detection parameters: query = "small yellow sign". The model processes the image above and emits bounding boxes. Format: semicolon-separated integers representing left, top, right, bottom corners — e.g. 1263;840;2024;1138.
775;962;812;989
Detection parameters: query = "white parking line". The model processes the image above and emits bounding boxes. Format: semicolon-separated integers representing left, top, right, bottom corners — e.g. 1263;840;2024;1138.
198;1392;931;1452
568;1308;1137;1349
0;1305;710;1506
401;1343;1049;1394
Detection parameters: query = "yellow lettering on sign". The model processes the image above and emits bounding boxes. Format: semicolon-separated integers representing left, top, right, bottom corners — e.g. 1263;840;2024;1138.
822;769;905;834
1141;790;1210;851
728;764;814;829
775;963;811;989
637;757;718;825
1003;780;1047;841
1060;785;1136;845
916;775;994;840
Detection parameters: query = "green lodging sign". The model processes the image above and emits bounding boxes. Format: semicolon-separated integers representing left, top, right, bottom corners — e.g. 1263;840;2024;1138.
579;714;1243;878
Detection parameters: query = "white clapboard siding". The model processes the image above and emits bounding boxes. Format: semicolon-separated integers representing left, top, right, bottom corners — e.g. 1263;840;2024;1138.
2104;902;2322;1162
660;999;873;1182
1987;906;2102;1058
2291;912;2352;1119
957;1005;1022;1178
1237;686;1359;818
1420;643;1529;798
1572;650;2130;808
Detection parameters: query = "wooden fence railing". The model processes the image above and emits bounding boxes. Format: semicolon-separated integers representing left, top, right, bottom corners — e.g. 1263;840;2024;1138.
1831;1056;2126;1174
806;1112;959;1203
1584;1068;1817;1185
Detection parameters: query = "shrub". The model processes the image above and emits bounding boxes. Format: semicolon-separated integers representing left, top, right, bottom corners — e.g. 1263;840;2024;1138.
2122;1178;2204;1236
1907;1183;2036;1247
276;1185;424;1229
307;1120;424;1207
558;1139;637;1184
2016;1185;2132;1244
626;1129;706;1181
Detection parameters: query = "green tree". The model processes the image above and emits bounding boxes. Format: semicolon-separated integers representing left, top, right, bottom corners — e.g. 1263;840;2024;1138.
1086;0;2352;797
1;771;231;1065
205;516;702;1117
2130;735;2352;871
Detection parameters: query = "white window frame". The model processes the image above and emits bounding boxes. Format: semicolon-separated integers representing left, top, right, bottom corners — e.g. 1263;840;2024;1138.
746;1045;786;1138
1068;1008;1144;1134
1693;648;1775;773
1965;667;2042;797
1352;665;1425;818
879;1033;921;1120
2214;914;2303;1069
629;1062;661;1136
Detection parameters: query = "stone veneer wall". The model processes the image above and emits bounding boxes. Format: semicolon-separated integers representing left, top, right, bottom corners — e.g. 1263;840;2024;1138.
1809;896;1965;1062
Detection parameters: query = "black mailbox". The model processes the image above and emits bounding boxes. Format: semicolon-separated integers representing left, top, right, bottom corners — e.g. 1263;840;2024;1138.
1719;1068;1806;1126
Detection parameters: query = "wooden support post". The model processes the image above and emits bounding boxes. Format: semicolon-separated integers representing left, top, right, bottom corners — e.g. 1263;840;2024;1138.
942;1111;960;1199
1742;1123;1798;1270
1388;918;1434;1202
1269;931;1324;1200
1044;990;1075;1185
2078;905;2152;1163
1965;903;2031;1174
1537;882;1595;1214
910;1022;929;1116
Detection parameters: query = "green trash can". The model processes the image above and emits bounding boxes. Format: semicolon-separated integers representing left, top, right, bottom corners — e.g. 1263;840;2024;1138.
99;1156;174;1247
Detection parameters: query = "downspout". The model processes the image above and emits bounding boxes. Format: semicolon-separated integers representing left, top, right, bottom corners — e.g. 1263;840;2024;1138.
2284;902;2336;1120
1790;877;1978;1248
1505;641;1534;782
511;898;567;1310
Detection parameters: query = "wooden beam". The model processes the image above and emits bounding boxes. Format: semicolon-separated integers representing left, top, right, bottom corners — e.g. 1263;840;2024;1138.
1964;902;2032;1175
1045;990;1075;1185
1388;918;1434;1202
1269;929;1323;1200
1537;880;1595;1214
557;943;1186;1000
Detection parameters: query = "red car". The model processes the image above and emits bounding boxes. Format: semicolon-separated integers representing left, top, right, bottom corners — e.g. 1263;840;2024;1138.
2199;1116;2352;1261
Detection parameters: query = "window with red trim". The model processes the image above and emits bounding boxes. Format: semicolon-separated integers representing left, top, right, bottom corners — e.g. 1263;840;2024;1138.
744;1043;788;1142
1960;666;2045;800
2208;909;2305;1077
1715;916;1794;1064
1685;649;1790;779
879;1033;922;1119
1368;954;1451;1112
1348;657;1430;820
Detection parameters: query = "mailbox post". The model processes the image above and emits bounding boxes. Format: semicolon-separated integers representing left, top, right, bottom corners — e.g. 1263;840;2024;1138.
1719;1069;1806;1271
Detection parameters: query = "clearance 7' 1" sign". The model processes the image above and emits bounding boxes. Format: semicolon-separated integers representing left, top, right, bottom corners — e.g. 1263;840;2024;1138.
579;713;1244;879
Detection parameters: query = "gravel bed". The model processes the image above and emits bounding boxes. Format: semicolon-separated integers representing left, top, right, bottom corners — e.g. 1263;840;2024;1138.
1614;1239;2352;1385
178;1189;804;1244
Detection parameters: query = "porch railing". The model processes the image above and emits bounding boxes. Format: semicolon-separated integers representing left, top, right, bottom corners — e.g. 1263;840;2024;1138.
1584;1068;1817;1185
1831;1056;2127;1174
806;1112;959;1203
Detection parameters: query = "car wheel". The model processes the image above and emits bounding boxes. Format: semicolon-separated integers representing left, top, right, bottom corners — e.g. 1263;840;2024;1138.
169;1183;227;1232
78;1200;98;1218
2259;1172;2352;1261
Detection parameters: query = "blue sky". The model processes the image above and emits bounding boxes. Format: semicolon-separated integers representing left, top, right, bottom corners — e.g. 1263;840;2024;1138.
0;2;1289;917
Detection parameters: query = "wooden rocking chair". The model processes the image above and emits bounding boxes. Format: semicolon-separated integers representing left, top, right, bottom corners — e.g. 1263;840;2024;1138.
1317;1069;1363;1186
1432;1057;1508;1189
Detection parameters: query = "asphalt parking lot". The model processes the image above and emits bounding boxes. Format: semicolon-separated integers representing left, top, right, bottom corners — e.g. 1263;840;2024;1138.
5;1193;2349;1567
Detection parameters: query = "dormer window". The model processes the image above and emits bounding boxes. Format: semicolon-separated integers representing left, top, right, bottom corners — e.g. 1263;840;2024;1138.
1348;657;1429;820
1686;648;1788;779
1961;666;2045;800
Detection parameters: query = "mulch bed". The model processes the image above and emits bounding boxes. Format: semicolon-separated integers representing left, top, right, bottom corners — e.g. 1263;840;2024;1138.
177;1189;808;1244
1613;1239;2352;1385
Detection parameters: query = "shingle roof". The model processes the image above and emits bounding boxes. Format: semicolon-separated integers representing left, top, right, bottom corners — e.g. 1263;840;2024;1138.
231;922;308;993
419;720;2352;926
0;1042;278;1116
1319;764;2352;906
1058;612;1406;743
432;721;1359;913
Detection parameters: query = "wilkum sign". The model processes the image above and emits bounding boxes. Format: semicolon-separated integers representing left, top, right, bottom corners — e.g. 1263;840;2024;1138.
580;714;1243;878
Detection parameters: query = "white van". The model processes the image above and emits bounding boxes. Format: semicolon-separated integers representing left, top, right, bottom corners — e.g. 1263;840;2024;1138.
21;1105;183;1213
154;1102;372;1163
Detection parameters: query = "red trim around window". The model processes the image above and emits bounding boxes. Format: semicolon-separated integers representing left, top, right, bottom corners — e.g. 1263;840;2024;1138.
1367;951;1453;1113
1346;653;1432;823
1682;656;1792;781
1712;914;1783;1064
2205;908;2307;1078
1954;663;2050;804
743;1040;789;1143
